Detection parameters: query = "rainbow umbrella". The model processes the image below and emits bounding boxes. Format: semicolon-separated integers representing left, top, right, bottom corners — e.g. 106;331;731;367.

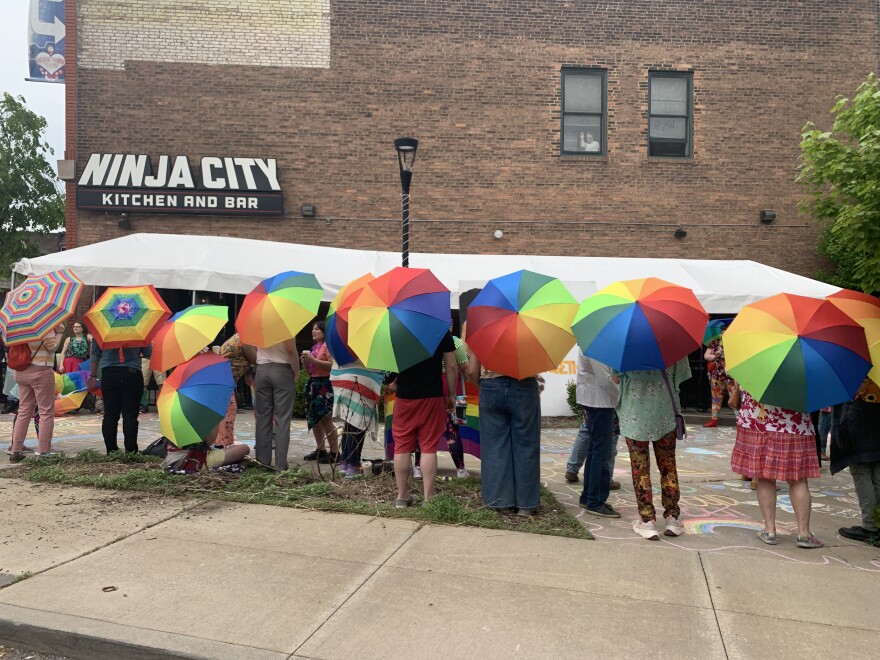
55;369;91;395
158;353;235;448
83;285;171;348
572;277;709;371
55;390;88;416
465;270;578;379
826;289;880;383
724;293;871;412
703;319;732;345
151;305;229;371
326;273;375;365
347;267;451;372
0;269;83;345
236;271;323;348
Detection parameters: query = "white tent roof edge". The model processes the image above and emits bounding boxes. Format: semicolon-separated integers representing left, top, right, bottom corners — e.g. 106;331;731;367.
13;232;840;313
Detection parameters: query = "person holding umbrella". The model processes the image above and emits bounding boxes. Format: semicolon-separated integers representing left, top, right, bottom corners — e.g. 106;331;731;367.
8;323;65;461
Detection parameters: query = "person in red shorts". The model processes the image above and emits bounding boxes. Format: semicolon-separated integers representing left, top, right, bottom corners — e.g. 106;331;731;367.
392;331;458;508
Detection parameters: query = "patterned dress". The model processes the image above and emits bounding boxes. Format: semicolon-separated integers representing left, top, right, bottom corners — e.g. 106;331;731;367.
730;390;819;481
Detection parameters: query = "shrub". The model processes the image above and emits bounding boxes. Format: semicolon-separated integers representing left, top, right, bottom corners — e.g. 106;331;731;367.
566;379;581;416
292;368;309;418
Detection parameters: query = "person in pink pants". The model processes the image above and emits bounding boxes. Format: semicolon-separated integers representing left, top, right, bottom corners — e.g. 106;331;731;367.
9;324;65;461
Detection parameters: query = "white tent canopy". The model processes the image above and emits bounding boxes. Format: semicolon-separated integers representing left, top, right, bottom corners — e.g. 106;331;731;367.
13;233;839;313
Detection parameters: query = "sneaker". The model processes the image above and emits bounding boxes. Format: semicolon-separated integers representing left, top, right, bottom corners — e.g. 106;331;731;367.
564;470;579;483
664;516;685;537
757;530;778;545
303;449;328;461
412;465;422;479
702;418;718;428
796;533;824;549
839;526;879;543
456;468;470;478
318;451;340;464
34;451;64;458
139;404;149;413
609;480;621;490
580;503;621;518
336;462;352;475
516;507;538;517
395;497;414;509
633;519;660;540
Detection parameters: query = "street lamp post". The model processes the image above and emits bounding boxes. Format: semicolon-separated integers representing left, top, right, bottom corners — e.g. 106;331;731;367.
394;137;419;267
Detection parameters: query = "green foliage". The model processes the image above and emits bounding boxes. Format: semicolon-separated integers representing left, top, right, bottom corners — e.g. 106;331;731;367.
292;368;309;418
566;379;580;416
814;225;867;290
798;74;880;294
0;93;65;272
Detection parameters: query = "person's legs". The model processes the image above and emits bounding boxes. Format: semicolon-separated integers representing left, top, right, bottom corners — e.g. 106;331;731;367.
10;369;37;452
392;397;419;503
708;377;722;418
626;438;655;522
222;443;250;465
120;369;144;452
101;368;123;453
271;364;296;471
580;406;613;509
849;463;880;533
216;395;237;447
817;412;831;454
652;432;681;520
509;379;541;511
607;433;619;484
788;478;817;540
31;367;56;453
755;478;778;533
420;452;438;499
316;416;339;455
479;379;515;510
565;410;589;478
253;364;274;466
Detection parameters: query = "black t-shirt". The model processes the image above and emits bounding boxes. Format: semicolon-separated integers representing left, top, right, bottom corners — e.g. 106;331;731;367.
395;331;455;400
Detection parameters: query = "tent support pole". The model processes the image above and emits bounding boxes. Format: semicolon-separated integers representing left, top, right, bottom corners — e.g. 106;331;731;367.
192;290;196;305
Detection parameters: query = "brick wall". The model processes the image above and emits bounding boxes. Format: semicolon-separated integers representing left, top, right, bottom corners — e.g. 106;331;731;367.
71;0;880;277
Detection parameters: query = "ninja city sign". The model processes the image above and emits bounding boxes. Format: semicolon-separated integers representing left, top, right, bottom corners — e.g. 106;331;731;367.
76;154;284;215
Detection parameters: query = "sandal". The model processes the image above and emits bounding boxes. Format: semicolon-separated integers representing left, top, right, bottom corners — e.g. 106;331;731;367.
757;530;778;545
796;533;824;549
395;497;414;509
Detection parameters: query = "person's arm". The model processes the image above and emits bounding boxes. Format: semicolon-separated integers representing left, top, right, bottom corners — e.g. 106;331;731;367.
463;346;481;384
301;345;333;371
58;336;71;372
728;385;740;410
87;338;100;388
443;352;458;409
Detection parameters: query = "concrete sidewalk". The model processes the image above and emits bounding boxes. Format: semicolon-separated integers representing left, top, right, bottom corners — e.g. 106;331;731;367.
1;478;878;660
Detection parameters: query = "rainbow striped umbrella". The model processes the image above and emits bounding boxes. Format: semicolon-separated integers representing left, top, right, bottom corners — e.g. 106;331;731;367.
326;273;375;365
724;293;871;411
55;390;88;416
55;369;91;395
236;271;323;348
572;277;709;371
151;305;228;371
347;267;451;372
465;270;578;379
83;285;171;348
158;353;235;448
826;289;880;383
0;270;83;345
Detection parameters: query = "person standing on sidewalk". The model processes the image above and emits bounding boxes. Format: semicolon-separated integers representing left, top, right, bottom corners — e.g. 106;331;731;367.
8;323;65;461
832;378;880;545
565;352;620;490
87;340;150;453
703;338;735;428
254;338;299;471
575;355;622;518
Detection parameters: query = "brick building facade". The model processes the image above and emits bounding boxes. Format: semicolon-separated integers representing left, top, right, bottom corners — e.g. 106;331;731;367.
66;0;880;277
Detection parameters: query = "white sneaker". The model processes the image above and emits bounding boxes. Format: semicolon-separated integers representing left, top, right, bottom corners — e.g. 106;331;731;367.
456;468;470;478
664;516;685;537
412;465;422;479
633;519;660;540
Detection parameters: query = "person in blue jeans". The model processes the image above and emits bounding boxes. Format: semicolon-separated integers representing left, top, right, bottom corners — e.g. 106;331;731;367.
565;411;619;487
465;349;543;516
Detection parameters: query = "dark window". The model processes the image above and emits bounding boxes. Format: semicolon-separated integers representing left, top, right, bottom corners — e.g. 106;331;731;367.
561;69;606;155
648;71;693;158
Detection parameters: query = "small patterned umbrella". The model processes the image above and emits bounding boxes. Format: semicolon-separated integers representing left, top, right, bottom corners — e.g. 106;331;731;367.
151;305;229;371
236;271;323;348
83;285;171;349
158;353;235;448
0;269;83;345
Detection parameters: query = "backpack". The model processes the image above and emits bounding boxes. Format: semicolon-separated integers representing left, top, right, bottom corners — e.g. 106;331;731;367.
142;436;171;458
7;341;43;371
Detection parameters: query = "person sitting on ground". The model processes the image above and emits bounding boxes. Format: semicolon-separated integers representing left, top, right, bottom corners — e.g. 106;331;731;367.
729;385;823;549
161;424;250;473
832;378;880;545
217;333;256;447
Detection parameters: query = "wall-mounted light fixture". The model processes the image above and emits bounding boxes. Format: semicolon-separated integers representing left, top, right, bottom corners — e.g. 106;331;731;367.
494;229;503;239
674;228;687;239
301;204;316;217
759;210;776;224
118;213;132;230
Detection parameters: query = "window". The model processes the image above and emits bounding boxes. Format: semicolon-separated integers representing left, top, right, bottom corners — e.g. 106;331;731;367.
561;69;606;155
648;71;693;158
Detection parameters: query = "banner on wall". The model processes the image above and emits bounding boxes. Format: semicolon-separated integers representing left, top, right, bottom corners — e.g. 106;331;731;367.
28;0;66;83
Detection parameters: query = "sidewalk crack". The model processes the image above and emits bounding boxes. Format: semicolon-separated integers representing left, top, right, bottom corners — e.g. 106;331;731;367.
699;551;729;659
